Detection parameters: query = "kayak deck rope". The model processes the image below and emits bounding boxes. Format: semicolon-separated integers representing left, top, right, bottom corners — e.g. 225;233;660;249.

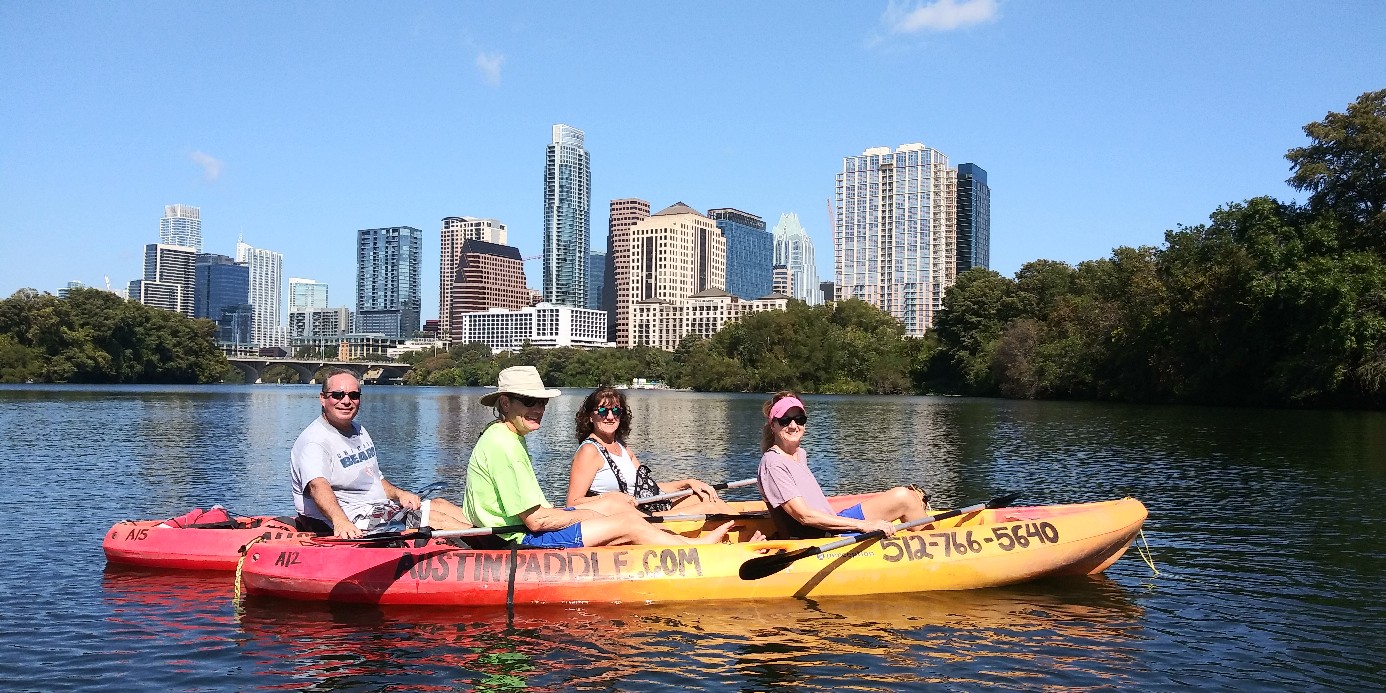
1135;528;1159;577
233;536;266;605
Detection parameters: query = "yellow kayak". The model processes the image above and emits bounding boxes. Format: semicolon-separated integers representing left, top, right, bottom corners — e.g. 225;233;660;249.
239;498;1147;605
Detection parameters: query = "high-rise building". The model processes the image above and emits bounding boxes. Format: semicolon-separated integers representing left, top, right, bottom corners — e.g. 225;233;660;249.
956;163;991;274
130;244;197;317
194;253;253;344
56;281;86;298
604;198;650;346
356;226;423;338
624;202;725;348
235;239;284;348
835;143;957;336
439;216;508;338
819;280;836;303
288;278;329;311
772;213;821;306
587;251;605;311
447;239;529;342
289;306;351;340
771;264;791;297
160;204;202;252
708;208;772;300
542;124;591;308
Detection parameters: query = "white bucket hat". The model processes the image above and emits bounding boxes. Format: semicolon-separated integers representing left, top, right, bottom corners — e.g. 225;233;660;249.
480;366;561;406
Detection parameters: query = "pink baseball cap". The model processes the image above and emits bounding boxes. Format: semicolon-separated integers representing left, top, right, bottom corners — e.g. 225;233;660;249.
769;396;805;420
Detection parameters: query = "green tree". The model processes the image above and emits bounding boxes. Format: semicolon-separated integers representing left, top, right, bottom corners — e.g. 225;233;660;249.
1286;89;1386;249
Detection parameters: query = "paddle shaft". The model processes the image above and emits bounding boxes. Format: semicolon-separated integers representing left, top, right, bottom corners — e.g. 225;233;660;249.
321;510;768;544
636;477;757;507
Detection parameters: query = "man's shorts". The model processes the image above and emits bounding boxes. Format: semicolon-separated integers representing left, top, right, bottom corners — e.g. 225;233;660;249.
356;499;433;531
837;503;866;521
519;523;584;549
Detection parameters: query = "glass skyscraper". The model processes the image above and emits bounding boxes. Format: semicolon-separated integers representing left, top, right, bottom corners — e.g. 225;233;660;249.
834;143;958;337
288;278;329;311
356;226;423;338
956;163;991;273
708;208;772;300
587;250;605;311
195;253;249;319
542;124;591;308
772;213;821;305
160;204;202;252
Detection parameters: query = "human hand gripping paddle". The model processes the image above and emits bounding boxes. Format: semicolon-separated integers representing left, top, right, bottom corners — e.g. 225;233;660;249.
737;492;1021;581
635;477;758;507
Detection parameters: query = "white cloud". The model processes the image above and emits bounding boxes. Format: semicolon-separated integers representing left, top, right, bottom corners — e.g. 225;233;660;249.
475;51;505;87
884;0;999;34
189;150;223;181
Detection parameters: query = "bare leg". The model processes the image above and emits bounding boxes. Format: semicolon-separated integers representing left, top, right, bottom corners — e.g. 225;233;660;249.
424;498;473;530
579;513;734;547
656;497;736;516
858;486;930;524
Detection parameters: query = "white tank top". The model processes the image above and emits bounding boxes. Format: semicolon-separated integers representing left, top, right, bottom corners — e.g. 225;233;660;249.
584;439;638;495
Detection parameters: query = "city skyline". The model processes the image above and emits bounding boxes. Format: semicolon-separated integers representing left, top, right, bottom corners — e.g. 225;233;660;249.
3;3;1383;322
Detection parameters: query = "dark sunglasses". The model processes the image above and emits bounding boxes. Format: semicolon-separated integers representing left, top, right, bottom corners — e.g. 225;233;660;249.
595;406;623;418
325;390;361;401
509;394;547;407
773;413;808;427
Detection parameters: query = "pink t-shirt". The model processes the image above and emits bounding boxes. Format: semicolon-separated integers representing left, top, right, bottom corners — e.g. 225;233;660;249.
758;446;833;515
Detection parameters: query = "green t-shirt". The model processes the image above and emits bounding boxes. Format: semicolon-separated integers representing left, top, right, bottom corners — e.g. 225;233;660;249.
461;422;552;543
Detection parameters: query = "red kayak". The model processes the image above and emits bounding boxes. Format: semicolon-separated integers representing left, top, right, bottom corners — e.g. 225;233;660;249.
103;508;318;571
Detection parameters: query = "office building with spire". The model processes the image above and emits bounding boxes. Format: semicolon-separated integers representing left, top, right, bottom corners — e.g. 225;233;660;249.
772;213;821;305
542;124;591;308
834;143;958;336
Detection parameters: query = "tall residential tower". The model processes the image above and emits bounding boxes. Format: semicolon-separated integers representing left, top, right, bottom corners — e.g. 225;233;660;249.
542;124;591;308
236;239;284;348
834;143;957;336
956;163;991;274
772;213;821;305
160;204;202;252
356;226;423;338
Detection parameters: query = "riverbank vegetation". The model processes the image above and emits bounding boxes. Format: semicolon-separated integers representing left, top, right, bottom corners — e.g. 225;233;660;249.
0;287;227;383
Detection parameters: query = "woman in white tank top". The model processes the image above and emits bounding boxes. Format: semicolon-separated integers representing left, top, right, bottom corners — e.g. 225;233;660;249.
566;386;733;516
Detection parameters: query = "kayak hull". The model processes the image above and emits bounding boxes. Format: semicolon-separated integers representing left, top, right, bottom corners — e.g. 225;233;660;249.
240;498;1147;605
103;517;316;571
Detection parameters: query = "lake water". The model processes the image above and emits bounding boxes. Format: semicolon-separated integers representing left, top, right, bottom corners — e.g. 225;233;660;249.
1;384;1383;691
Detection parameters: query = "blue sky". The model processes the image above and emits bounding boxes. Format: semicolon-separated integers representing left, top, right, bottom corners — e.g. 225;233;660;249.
2;1;1383;320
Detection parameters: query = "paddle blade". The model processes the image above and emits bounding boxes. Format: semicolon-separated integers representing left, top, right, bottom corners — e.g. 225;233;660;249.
738;546;819;581
987;492;1020;509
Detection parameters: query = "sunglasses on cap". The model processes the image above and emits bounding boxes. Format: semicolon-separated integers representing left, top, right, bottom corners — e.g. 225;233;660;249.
508;394;548;407
773;412;808;427
324;390;361;401
595;406;623;418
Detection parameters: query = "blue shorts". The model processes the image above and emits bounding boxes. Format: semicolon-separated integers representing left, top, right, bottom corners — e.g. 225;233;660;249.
519;523;584;549
837;504;866;521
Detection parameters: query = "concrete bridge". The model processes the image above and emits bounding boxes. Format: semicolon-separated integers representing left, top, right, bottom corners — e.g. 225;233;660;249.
227;358;414;385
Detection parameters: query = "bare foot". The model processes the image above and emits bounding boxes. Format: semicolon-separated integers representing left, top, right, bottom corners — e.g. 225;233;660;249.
690;521;734;545
747;530;766;542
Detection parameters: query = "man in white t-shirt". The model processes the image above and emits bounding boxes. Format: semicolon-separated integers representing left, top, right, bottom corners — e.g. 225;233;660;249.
290;369;470;538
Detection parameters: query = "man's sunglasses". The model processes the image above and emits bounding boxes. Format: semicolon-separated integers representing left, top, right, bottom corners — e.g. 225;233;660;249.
325;390;362;401
595;406;623;418
509;394;548;407
773;413;808;427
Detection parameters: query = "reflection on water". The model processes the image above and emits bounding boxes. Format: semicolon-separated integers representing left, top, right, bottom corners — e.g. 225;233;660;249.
3;385;1386;690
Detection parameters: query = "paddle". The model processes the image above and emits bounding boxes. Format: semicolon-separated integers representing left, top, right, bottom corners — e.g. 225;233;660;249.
737;492;1020;581
318;509;771;544
637;477;757;507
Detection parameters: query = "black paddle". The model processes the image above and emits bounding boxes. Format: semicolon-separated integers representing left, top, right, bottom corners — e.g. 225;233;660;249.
636;478;757;507
318;510;770;544
737;492;1020;581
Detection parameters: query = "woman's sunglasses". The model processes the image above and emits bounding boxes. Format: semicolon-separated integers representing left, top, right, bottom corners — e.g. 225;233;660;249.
325;390;361;401
595;406;623;418
773;413;808;427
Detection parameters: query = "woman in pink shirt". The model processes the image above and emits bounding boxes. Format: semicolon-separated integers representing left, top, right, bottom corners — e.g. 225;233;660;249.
756;391;931;539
